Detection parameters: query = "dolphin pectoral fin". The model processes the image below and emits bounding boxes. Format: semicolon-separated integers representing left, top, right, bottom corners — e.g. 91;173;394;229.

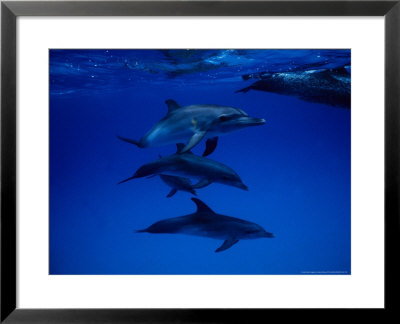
192;178;212;189
166;188;178;198
181;130;207;153
215;238;239;253
176;143;185;153
203;136;219;157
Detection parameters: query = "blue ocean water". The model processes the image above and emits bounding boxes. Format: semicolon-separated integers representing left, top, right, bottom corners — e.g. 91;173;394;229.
49;49;351;275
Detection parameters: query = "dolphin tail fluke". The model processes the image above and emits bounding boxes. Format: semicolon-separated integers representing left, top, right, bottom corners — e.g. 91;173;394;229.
203;137;218;157
215;238;239;252
166;188;178;198
117;135;143;148
117;175;137;185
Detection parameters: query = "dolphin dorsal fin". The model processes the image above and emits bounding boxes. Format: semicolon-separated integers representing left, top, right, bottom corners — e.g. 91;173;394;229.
191;198;215;214
165;99;181;113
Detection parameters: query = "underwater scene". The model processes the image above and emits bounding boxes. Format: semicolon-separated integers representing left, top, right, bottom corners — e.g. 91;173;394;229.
49;49;351;275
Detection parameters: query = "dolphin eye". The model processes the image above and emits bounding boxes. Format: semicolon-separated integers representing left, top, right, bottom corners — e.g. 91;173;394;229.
219;115;231;122
246;230;258;234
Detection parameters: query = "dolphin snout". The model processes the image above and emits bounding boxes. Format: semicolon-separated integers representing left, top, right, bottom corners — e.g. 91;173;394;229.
117;174;138;185
252;117;266;125
240;117;266;126
238;183;249;191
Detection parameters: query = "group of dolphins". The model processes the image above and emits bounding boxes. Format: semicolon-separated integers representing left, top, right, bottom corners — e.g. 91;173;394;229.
118;99;274;252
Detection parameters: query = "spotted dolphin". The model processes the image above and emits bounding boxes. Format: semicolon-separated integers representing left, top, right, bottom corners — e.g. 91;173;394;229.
159;174;197;198
236;67;351;108
136;198;274;252
118;144;248;191
117;99;265;156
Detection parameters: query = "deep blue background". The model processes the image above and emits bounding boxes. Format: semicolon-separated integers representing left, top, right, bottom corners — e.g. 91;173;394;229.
49;50;350;274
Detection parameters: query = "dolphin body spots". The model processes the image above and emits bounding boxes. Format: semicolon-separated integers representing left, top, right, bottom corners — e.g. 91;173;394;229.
159;174;197;198
137;198;274;252
118;144;248;191
117;99;265;156
236;67;351;108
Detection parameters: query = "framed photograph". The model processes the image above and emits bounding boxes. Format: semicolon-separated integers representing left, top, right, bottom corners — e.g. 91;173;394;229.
1;0;399;322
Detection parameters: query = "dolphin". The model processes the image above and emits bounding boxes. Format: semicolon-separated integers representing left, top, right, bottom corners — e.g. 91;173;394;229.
159;174;197;198
117;99;265;156
236;67;351;108
136;198;274;252
118;144;248;191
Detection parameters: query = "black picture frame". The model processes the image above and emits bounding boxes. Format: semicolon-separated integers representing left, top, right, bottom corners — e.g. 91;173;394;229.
1;1;399;322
